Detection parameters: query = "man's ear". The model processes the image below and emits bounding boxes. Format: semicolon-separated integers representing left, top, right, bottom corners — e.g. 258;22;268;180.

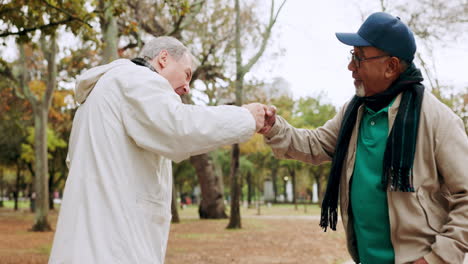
157;50;169;69
384;57;400;79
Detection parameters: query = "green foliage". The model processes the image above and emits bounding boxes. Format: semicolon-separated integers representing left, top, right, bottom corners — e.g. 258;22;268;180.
293;94;337;128
0;83;29;166
0;119;25;165
20;126;67;163
211;149;231;186
173;160;197;194
239;156;255;176
271;95;294;122
0;0;95;41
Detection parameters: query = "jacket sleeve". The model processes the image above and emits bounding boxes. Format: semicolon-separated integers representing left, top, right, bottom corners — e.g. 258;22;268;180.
264;102;348;165
121;71;255;163
425;115;468;264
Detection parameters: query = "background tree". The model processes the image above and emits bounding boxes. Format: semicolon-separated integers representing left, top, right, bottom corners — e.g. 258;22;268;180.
99;0;126;63
227;0;286;229
0;87;28;210
0;0;92;38
240;134;269;208
16;33;57;231
0;0;94;231
20;127;67;210
266;95;295;203
279;159;302;209
292;95;336;204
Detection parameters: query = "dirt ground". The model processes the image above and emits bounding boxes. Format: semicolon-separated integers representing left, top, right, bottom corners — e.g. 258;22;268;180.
0;206;350;264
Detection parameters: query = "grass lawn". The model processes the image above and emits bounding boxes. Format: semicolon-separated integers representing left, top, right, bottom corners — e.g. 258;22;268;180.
178;203;322;218
0;204;350;264
2;200;31;210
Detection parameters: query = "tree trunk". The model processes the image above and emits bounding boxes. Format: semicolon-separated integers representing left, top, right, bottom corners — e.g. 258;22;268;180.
31;108;52;231
313;165;325;206
228;0;243;230
48;168;54;210
100;0;119;63
314;175;321;205
292;169;297;210
30;32;57;231
190;154;227;219
30;183;36;213
227;144;241;229
271;163;278;203
256;171;261;216
283;178;287;202
0;168;3;207
180;95;227;219
171;180;180;223
227;0;284;229
14;163;21;211
247;171;253;208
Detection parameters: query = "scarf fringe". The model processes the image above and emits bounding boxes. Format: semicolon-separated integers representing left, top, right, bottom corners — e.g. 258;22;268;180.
385;167;415;192
320;207;338;232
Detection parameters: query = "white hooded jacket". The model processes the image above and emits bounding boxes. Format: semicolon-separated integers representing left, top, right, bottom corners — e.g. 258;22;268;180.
49;59;255;264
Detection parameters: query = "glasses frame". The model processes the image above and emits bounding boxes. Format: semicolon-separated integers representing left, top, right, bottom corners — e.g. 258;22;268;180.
349;49;390;68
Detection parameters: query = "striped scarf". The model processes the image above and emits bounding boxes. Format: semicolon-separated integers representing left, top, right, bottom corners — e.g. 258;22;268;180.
320;63;425;231
131;57;158;73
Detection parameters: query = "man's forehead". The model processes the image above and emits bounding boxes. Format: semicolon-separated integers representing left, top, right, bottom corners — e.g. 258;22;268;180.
179;53;193;69
355;46;382;54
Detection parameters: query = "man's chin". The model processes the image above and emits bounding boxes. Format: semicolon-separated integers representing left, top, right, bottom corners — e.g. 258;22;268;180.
355;84;366;97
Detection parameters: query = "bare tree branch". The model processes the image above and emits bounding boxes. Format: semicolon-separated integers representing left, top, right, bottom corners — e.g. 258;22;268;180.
416;52;436;91
167;0;206;37
40;0;92;28
0;59;23;99
18;43;37;104
118;42;139;54
243;0;286;72
0;7;18;16
0;18;74;38
380;0;387;12
126;0;167;36
182;0;205;26
40;32;57;109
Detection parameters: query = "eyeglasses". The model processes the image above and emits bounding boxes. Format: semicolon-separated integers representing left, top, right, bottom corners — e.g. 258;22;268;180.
349;49;390;68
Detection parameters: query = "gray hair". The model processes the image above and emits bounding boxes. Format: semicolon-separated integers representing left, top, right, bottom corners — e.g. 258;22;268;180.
139;36;198;69
139;36;188;61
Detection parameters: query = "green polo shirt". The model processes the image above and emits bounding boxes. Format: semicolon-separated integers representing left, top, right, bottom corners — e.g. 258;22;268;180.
350;102;395;264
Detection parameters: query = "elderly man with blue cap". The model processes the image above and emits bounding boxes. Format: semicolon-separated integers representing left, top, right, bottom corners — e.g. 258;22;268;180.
260;12;468;264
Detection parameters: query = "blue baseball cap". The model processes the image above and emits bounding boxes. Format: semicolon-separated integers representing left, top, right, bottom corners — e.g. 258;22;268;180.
336;12;416;62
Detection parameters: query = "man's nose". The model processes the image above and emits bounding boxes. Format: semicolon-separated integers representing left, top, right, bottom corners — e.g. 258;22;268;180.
348;60;356;71
181;84;190;95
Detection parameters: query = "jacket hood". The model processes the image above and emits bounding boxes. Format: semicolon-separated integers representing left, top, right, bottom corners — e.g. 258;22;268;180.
75;59;131;104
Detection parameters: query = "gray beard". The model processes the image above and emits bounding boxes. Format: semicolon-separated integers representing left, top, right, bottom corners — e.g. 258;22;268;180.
355;83;366;97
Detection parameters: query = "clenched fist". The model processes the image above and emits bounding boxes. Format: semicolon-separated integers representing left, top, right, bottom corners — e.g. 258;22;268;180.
258;105;276;134
242;103;266;132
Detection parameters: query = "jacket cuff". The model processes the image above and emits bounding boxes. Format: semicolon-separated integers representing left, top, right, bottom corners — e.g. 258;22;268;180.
424;251;445;264
239;107;257;140
264;120;281;139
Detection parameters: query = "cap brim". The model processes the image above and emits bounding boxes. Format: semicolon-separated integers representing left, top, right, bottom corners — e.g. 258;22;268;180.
335;32;371;46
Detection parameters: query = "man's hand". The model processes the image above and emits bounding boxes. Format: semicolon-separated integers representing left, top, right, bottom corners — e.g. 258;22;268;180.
258;105;276;135
413;257;428;264
242;103;266;132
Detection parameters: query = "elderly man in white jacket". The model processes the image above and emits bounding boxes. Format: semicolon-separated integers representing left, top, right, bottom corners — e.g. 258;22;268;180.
49;36;268;264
